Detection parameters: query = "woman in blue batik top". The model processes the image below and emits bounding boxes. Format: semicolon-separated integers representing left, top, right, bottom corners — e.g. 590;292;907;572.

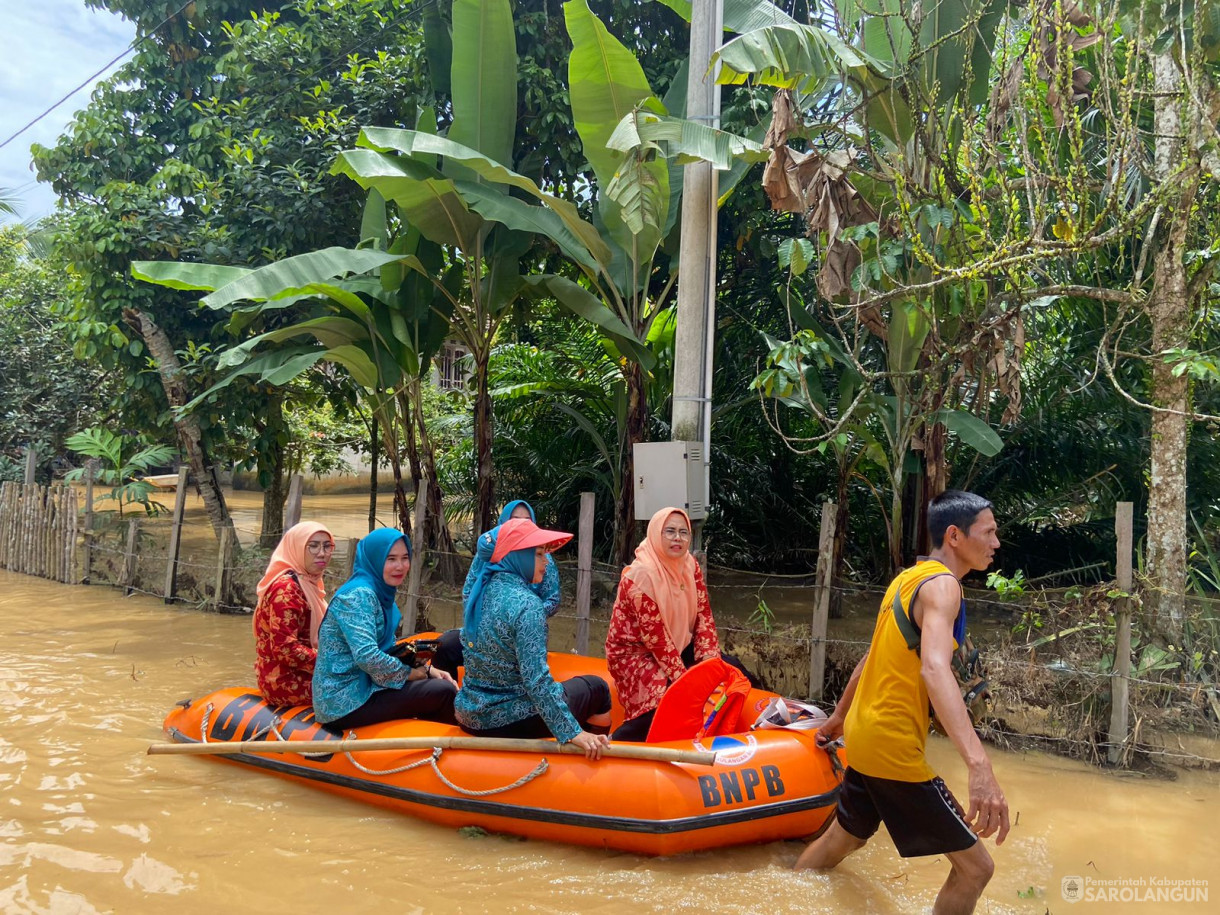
312;527;456;729
453;518;611;759
433;500;560;675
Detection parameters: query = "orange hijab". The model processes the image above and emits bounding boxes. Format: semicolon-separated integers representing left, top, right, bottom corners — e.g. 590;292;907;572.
621;507;699;652
255;521;334;648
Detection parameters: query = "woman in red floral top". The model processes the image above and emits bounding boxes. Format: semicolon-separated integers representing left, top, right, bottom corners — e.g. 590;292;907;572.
253;521;335;707
605;507;721;741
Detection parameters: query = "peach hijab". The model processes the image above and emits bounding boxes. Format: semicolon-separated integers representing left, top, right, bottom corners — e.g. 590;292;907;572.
620;507;698;652
255;521;334;648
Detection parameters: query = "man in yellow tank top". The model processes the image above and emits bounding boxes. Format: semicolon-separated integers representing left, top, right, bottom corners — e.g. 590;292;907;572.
795;490;1009;915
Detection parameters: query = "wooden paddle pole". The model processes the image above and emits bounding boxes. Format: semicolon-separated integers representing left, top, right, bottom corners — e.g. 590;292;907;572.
148;735;718;766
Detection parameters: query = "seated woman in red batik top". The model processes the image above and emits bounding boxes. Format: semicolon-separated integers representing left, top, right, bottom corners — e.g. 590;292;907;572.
604;507;722;741
253;521;335;706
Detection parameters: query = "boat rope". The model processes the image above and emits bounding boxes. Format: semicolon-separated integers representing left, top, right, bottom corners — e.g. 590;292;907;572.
822;737;845;778
192;706;548;794
341;740;550;796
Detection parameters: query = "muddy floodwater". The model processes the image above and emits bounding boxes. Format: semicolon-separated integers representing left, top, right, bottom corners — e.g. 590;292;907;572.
1;570;1217;914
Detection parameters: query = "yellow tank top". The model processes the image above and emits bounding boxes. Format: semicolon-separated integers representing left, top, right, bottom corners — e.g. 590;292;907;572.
844;560;960;782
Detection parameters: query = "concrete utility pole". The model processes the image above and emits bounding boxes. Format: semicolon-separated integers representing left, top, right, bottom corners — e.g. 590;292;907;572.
671;0;723;527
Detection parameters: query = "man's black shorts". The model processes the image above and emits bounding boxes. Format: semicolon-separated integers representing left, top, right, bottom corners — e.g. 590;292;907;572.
836;766;978;858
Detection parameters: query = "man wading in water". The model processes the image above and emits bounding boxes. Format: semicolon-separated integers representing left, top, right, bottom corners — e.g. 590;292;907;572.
797;490;1009;915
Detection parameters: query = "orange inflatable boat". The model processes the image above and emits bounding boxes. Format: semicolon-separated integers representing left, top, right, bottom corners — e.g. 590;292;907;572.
159;649;844;856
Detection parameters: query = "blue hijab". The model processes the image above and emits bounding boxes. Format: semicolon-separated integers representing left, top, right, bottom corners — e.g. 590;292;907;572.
462;535;537;643
331;527;411;649
498;500;535;525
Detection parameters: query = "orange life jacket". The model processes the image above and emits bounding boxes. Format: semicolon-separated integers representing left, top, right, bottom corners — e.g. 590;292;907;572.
646;657;751;743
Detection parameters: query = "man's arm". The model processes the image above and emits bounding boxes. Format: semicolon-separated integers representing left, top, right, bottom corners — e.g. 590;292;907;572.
917;577;1010;845
817;650;868;745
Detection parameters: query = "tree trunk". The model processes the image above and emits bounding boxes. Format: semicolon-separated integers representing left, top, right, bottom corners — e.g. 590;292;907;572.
472;349;496;540
615;361;649;567
919;419;949;556
409;383;459;583
258;391;288;548
1145;51;1196;640
120;308;237;547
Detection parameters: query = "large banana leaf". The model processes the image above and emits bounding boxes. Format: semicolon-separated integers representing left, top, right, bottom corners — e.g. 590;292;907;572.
527;274;656;372
565;0;670;258
653;0;799;31
354;128;614;270
332;149;483;251
564;0;656;191
455;181;600;273
607;108;768;169
184;344;329;412
713;22;875;89
929;408;1004;456
448;0;516;168
130;261;249;292
421;3;451;98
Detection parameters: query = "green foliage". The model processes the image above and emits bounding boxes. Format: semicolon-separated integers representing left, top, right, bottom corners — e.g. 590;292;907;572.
63;427;176;515
986;569;1026;600
0;224;114;482
748;596;776;634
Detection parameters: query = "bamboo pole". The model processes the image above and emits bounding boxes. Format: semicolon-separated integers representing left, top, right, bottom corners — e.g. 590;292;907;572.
24;447;36;485
48;485;59;581
403;472;429;637
1107;502;1134;765
0;482;10;567
148;735;718;766
65;486;78;583
342;537;357;581
82;464;95;583
119;519;140;595
575;491;594;654
808;501;837;700
163;467;190;602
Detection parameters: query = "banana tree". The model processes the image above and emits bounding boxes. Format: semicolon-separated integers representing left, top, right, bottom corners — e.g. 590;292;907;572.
131;229;463;575
335;0;766;560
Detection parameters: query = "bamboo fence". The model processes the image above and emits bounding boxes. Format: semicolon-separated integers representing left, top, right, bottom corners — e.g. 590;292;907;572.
0;480;79;583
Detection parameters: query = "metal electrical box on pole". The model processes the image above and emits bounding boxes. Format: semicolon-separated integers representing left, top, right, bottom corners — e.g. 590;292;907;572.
633;442;708;521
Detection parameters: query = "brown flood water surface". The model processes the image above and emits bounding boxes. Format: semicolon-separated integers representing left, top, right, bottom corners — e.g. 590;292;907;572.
1;570;1216;913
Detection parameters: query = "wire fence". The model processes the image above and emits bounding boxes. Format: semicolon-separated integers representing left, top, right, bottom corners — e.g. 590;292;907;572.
3;479;1219;771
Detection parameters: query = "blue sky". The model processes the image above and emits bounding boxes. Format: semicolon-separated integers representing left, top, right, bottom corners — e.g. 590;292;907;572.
0;1;135;224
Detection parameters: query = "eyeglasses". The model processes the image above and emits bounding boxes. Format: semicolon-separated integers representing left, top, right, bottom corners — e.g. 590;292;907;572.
661;527;691;541
306;541;335;554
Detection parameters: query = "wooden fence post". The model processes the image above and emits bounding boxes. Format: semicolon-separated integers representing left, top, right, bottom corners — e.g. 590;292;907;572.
212;526;232;611
163;467;190;602
342;537;358;581
24;447;36;485
82;464;95;583
0;481;12;568
575;492;594;655
284;473;304;530
1107;502;1134;765
65;485;78;583
119;519;140;595
403;475;429;637
809;501;837;700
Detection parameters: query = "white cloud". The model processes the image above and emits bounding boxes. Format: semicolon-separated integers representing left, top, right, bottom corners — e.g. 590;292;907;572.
0;1;135;222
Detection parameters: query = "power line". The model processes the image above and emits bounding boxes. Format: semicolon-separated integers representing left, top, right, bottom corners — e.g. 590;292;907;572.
0;2;194;153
